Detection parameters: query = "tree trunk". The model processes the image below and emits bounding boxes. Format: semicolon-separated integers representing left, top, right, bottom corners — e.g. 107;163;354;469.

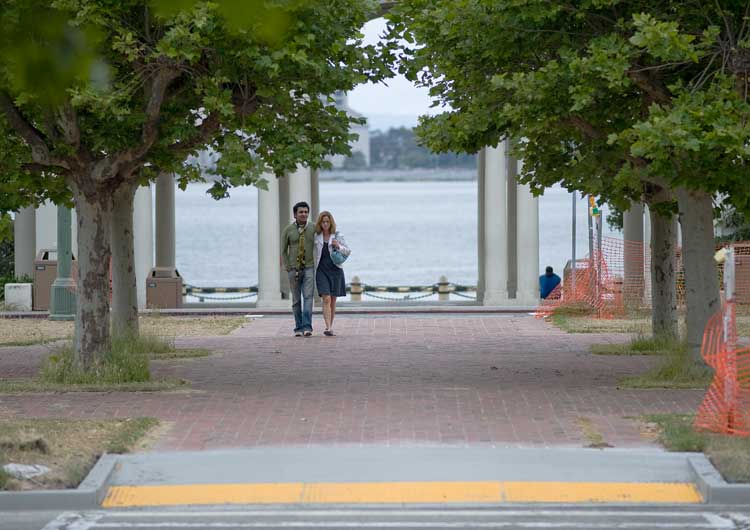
676;187;720;365
649;207;678;339
72;187;113;369
110;182;139;338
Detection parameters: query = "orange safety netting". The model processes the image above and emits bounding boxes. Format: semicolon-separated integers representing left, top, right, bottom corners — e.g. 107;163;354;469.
695;251;750;436
537;239;750;320
536;236;684;319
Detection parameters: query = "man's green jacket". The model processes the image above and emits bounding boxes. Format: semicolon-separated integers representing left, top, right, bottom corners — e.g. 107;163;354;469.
281;222;316;270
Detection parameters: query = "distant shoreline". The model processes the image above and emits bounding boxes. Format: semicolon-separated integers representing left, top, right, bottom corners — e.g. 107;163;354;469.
319;168;476;182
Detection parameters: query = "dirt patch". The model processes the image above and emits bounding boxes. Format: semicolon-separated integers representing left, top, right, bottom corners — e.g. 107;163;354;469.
0;319;72;346
0;418;158;491
0;316;245;346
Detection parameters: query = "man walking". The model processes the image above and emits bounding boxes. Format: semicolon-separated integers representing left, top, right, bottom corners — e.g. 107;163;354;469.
281;201;316;336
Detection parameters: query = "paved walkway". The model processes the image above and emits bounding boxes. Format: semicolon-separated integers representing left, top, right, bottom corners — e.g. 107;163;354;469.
0;314;704;450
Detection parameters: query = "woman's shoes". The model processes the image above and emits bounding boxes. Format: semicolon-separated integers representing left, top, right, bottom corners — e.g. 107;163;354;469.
323;329;335;336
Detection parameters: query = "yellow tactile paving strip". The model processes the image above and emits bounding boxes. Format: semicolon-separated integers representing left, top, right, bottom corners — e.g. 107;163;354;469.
102;481;703;507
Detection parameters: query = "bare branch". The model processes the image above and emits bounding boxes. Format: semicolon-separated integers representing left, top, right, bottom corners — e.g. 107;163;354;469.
626;69;672;105
116;65;181;169
56;104;81;149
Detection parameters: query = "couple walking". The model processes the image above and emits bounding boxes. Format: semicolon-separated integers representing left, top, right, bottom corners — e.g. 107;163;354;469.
281;201;350;337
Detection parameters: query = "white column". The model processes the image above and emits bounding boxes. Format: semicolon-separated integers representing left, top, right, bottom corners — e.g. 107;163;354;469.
482;143;509;305
288;166;313;215
643;204;652;302
155;172;176;269
476;149;486;304
516;177;540;306
14;207;36;278
257;176;283;307
35;201;57;254
623;202;645;302
133;184;154;309
311;168;320;220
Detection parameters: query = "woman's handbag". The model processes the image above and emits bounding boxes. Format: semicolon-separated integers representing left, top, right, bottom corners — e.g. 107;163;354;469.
330;236;350;266
331;247;349;266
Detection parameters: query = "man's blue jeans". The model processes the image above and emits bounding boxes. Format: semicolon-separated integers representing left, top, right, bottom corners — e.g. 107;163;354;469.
288;267;314;332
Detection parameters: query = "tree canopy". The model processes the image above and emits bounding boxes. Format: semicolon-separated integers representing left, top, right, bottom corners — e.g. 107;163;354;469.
389;0;750;212
0;0;394;364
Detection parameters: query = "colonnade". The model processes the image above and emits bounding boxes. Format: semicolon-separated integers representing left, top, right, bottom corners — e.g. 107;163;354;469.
477;140;540;307
14;146;542;308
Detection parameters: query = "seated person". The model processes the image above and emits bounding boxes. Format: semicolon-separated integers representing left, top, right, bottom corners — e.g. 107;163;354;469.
539;266;562;299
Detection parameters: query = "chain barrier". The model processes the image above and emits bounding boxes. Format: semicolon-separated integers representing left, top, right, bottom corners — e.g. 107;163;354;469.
452;291;478;300
183;282;478;302
363;291;436;301
185;292;257;301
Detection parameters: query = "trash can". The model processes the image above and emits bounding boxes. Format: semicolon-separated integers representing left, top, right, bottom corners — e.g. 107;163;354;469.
33;249;77;311
146;267;183;308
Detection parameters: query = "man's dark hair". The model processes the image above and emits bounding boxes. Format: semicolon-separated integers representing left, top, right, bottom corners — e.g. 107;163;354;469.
293;201;310;215
545;266;554;274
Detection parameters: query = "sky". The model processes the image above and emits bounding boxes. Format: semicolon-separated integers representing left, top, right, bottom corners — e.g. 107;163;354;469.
348;17;445;131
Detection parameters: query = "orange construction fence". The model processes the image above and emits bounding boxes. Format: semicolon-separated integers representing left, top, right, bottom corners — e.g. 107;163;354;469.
537;238;750;319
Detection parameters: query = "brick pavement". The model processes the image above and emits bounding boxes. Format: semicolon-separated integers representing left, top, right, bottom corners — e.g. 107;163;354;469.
0;314;704;451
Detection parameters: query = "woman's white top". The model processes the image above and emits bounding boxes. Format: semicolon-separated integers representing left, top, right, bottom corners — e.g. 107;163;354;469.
313;231;350;270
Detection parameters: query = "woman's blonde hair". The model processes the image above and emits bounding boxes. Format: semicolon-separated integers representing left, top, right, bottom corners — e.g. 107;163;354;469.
315;211;337;234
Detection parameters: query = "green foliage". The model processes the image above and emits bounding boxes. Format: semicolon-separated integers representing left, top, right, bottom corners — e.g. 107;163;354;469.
0;214;13;282
1;0;395;206
390;1;750;211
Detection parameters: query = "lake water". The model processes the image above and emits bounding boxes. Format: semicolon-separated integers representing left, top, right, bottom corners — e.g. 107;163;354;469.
175;180;621;289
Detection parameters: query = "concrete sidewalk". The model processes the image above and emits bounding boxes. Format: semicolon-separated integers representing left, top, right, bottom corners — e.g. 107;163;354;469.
102;446;708;507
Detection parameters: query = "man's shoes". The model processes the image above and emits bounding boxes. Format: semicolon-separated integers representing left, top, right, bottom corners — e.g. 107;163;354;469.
303;330;313;337
294;331;303;337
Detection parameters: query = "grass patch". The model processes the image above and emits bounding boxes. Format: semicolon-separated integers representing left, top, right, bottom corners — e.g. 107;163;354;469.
591;334;679;356
645;414;750;483
551;313;651;334
41;339;152;385
619;340;713;389
0;378;185;393
0;332;202;393
39;333;210;385
576;417;613;448
0;418;158;491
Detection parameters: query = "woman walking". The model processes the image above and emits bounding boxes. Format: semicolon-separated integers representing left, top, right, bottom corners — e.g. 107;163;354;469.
314;211;349;336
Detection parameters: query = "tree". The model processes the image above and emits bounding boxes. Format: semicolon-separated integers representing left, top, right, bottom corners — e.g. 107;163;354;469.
369;126;475;169
1;0;393;367
391;0;750;362
342;150;368;170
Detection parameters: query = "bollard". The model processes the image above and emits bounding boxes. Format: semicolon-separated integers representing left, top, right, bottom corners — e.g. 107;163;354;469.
438;275;450;301
350;275;363;302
